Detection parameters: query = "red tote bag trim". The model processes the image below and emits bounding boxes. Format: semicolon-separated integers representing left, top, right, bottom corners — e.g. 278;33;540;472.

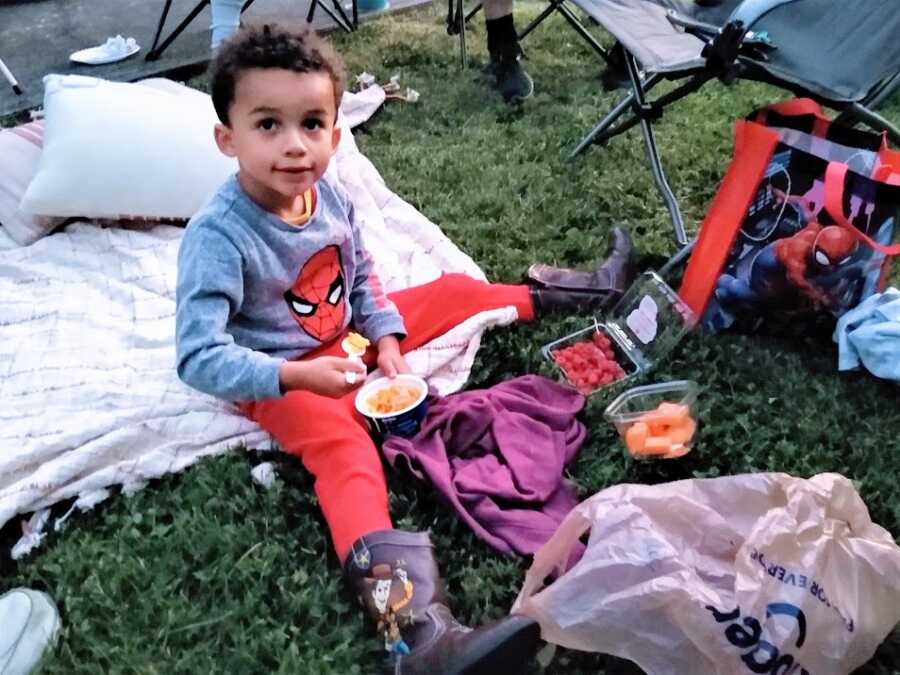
875;150;900;185
678;121;781;316
753;98;829;130
824;162;900;256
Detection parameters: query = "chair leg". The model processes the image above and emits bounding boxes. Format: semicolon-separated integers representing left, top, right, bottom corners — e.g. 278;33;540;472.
554;1;610;66
146;0;211;61
659;239;696;279
624;53;689;247
834;72;900;130
569;73;665;158
516;1;559;41
842;102;900;146
0;57;22;95
329;0;355;32
309;0;354;33
147;0;174;59
516;0;609;66
464;2;482;24
458;0;467;67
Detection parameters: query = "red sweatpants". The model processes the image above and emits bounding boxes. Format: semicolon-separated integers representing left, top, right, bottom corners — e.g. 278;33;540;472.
241;273;534;563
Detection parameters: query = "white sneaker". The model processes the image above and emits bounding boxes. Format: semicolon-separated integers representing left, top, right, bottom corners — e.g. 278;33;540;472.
69;35;140;65
0;589;61;675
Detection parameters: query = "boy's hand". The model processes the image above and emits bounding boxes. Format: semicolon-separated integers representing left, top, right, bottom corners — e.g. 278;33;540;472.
376;335;410;378
279;357;366;398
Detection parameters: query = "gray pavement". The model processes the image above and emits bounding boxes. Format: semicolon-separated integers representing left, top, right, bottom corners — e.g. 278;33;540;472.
0;0;431;116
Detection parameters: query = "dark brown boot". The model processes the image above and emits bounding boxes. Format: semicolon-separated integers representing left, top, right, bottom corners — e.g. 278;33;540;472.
529;286;614;316
344;529;541;675
527;226;635;298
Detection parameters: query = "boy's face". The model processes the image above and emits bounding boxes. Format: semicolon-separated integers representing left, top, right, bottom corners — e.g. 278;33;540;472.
214;68;341;215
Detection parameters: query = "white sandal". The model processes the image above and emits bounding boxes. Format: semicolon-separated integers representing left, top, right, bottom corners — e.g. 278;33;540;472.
0;588;60;675
70;35;140;65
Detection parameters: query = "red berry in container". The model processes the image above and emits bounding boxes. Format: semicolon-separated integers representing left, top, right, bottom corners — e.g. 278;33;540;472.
552;330;628;393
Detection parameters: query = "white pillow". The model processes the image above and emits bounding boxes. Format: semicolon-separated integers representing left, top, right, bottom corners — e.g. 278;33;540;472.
21;75;238;220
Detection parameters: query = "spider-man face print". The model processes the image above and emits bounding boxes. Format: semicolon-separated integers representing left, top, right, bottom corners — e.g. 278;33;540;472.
284;245;346;341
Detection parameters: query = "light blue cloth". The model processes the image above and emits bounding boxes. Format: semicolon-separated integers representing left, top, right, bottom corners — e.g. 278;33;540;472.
210;0;243;49
833;287;900;383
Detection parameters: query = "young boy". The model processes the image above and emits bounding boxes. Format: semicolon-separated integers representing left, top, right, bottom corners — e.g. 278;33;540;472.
175;25;633;673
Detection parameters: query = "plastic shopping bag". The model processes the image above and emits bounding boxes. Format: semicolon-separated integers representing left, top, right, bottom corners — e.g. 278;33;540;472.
513;473;900;675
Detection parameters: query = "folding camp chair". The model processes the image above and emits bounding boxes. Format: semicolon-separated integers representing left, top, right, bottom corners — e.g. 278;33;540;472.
145;0;358;62
446;0;480;67
565;0;900;249
449;0;900;254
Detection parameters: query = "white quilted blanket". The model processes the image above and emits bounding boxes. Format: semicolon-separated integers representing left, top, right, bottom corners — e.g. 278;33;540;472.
0;89;518;535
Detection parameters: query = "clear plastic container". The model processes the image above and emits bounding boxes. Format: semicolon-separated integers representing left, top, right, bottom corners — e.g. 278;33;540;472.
604;380;698;459
541;271;697;396
542;324;637;395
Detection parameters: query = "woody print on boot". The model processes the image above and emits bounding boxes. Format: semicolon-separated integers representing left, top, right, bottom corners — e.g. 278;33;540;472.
364;563;417;655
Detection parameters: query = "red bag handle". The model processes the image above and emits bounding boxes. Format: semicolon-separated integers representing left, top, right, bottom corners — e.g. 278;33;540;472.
753;98;831;137
756;99;900;167
824;162;900;255
756;98;828;121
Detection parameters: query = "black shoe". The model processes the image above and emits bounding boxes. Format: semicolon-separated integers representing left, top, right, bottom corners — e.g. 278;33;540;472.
496;48;534;103
485;14;534;103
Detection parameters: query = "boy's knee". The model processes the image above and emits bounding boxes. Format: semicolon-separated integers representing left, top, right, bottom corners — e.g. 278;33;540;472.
441;272;487;295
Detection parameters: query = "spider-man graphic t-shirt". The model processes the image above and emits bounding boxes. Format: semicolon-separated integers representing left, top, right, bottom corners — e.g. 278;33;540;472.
175;173;406;402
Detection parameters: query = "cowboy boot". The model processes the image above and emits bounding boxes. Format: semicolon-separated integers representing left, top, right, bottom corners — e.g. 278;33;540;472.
344;529;541;675
529;286;617;316
526;226;635;315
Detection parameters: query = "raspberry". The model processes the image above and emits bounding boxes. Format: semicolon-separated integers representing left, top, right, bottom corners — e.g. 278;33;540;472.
553;333;627;393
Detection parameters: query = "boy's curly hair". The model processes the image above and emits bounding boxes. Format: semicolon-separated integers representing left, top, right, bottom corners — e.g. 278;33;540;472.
209;24;345;125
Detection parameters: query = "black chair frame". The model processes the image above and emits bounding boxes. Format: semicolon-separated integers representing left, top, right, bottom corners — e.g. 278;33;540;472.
145;0;358;62
446;0;614;69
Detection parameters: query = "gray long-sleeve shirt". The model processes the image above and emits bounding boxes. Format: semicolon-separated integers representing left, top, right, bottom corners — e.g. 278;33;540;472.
175;174;406;401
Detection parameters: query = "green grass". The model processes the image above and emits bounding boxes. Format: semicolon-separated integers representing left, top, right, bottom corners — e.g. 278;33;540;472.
3;3;900;673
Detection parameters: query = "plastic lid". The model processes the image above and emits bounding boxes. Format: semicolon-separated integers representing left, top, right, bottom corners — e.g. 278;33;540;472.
604;271;696;371
603;379;698;425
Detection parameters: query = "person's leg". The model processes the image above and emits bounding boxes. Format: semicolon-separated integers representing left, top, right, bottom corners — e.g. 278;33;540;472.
242;390;391;562
210;0;244;49
344;528;540;673
380;227;636;340
305;230;636;368
244;330;541;673
300;273;536;366
482;0;533;103
389;273;535;349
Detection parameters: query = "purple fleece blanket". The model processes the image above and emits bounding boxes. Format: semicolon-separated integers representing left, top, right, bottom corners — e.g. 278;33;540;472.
382;374;586;560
